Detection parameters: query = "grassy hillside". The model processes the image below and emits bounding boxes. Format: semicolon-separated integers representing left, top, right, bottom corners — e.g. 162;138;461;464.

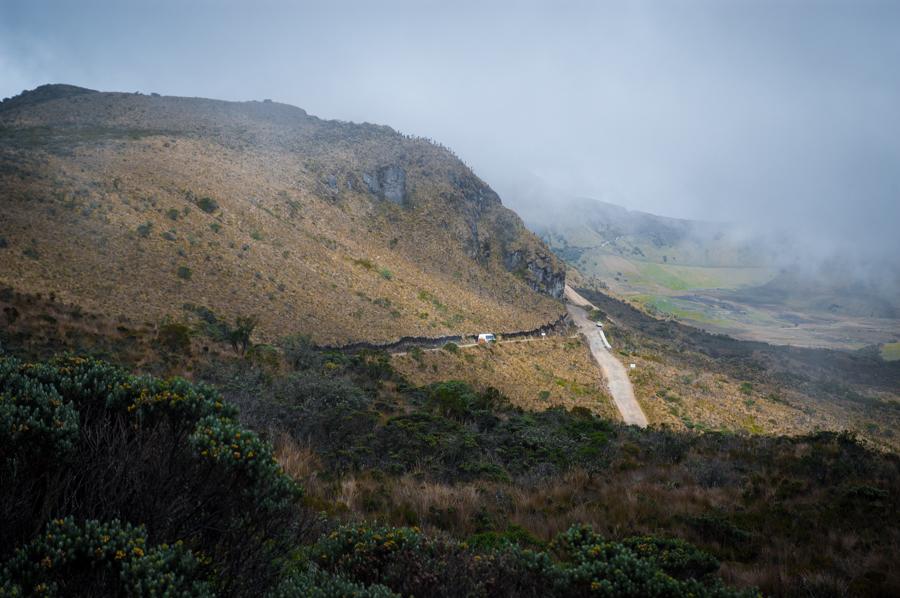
0;85;564;345
577;287;900;450
883;342;900;361
392;337;619;420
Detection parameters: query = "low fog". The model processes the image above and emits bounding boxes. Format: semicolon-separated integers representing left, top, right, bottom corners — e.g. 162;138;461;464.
3;0;899;265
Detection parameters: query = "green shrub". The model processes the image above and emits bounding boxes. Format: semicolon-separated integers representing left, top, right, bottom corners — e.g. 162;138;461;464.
307;523;752;598
0;518;211;597
196;196;219;213
442;342;460;354
157;320;192;354
166;208;180;220
176;265;192;280
229;315;258;355
271;563;397;597
620;535;721;581
409;346;424;363
209;222;221;233
136;222;152;238
0;360;79;462
0;355;303;595
379;268;393;280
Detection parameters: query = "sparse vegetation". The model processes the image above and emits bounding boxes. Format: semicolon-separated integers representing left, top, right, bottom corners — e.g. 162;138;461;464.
195;195;219;213
228;315;258;355
177;265;192;280
136;222;152;237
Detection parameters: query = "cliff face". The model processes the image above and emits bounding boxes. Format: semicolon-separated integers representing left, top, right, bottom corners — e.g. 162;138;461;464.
0;85;564;344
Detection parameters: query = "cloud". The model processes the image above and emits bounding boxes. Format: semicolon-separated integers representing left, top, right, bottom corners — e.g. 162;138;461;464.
1;0;898;262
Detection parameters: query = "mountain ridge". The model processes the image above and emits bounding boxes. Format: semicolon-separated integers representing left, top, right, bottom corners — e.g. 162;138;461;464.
0;84;565;345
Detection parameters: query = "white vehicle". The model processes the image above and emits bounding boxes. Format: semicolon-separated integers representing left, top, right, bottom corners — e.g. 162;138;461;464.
595;321;604;328
476;333;496;344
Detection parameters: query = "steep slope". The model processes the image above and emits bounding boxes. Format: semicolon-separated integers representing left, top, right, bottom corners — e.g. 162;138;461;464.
0;85;564;344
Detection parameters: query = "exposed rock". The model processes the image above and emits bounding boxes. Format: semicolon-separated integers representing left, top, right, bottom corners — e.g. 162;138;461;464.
503;248;566;299
363;165;407;204
448;171;565;299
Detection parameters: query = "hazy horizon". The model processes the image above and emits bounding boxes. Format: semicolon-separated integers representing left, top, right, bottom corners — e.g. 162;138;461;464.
3;0;899;262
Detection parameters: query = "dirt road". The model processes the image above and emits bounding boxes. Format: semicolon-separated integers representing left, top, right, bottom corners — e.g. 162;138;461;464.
566;287;648;427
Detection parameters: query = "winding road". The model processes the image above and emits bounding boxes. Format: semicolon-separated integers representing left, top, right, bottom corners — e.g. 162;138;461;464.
566;286;648;427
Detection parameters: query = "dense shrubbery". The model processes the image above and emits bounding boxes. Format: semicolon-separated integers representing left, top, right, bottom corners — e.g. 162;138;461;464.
220;348;617;481
300;523;755;597
0;355;302;596
0;518;210;596
5;345;891;595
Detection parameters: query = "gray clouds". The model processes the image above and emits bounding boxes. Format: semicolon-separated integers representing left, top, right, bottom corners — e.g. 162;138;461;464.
2;0;899;260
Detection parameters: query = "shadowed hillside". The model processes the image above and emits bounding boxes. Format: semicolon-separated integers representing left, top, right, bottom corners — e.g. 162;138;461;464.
0;84;564;345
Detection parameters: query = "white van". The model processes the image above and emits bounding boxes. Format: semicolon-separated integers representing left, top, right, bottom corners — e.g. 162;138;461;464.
476;333;496;344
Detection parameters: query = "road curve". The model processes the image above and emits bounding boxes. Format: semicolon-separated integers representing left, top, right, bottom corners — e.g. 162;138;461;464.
566;287;648;427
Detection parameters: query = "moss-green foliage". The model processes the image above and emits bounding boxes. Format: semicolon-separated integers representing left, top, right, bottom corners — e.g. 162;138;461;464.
157;320;193;354
0;359;79;461
270;563;398;598
195;196;219;214
0;355;301;596
185;306;258;355
136;222;152;238
302;523;753;597
176;265;192;280
0;518;210;597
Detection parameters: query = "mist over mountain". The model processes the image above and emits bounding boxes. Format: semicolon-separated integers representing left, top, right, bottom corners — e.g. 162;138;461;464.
508;176;900;298
3;0;899;268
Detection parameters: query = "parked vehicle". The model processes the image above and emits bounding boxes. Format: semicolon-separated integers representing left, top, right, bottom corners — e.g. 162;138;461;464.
477;333;496;344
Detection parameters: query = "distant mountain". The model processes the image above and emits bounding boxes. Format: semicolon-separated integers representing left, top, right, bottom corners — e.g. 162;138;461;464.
513;191;900;347
0;84;564;344
512;193;772;292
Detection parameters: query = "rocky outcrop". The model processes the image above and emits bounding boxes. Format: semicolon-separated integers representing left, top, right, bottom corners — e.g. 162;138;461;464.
503;249;566;299
363;165;406;204
446;171;566;299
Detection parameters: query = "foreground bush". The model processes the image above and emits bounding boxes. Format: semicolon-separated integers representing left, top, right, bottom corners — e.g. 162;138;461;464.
305;523;757;598
0;355;302;596
0;518;210;596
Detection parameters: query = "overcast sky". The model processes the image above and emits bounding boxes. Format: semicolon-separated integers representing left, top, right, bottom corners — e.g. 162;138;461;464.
2;0;899;259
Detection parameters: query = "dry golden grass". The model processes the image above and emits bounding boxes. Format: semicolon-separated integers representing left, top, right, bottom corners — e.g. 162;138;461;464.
624;347;900;450
392;336;619;419
628;355;814;434
0;90;563;346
